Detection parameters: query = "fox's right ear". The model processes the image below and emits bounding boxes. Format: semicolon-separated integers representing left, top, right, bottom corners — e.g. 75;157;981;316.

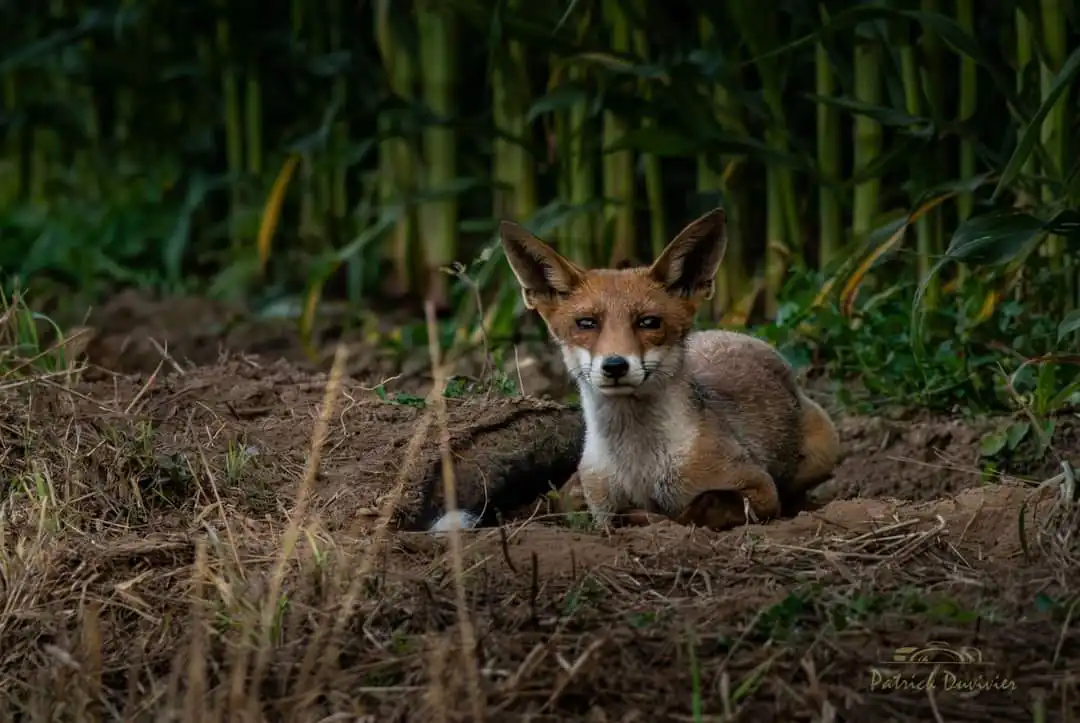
498;222;585;309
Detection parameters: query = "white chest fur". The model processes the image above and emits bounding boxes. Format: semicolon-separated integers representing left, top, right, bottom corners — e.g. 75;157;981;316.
577;388;698;512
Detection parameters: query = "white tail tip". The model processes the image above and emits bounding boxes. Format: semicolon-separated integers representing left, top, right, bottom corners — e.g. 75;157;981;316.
429;509;479;533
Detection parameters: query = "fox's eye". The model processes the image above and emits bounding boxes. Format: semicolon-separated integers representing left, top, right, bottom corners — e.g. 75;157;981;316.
638;316;662;329
576;317;598;330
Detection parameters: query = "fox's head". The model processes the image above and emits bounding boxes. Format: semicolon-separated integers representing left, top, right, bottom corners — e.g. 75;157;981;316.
499;208;727;397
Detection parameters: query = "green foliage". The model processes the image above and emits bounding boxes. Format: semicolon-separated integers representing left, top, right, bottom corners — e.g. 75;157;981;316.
758;266;1079;416
755;584;998;643
2;0;1079;421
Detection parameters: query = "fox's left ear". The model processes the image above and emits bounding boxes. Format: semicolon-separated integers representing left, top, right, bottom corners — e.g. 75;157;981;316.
648;208;727;300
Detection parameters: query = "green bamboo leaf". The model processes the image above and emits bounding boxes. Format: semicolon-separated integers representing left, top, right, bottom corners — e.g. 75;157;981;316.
844;138;923;187
993;45;1080;201
333;211;398;264
0;12;114;72
526;83;590;122
1065;155;1080;205
285;100;343;154
554;52;671;82
603;127;807;171
801;93;932;131
941;210;1046;265
1045;209;1080;239
163;173;226;285
905;173;997;206
1059;311;1080;342
554;0;587;33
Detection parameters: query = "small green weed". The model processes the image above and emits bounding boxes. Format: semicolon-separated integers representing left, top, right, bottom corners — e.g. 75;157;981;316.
561;575;605;616
224;439;255;485
0;284;78;378
373;384;426;407
754;584;994;643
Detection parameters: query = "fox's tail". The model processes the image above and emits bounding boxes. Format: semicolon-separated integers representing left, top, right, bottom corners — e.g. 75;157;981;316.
428;507;481;532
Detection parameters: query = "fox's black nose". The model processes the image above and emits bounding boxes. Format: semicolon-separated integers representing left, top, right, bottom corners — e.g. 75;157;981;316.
600;355;630;379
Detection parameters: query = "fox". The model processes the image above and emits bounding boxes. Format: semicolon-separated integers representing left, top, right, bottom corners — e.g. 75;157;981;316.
491;207;841;531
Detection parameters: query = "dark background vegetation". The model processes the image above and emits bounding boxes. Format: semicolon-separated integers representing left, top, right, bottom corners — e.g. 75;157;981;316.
2;0;1078;419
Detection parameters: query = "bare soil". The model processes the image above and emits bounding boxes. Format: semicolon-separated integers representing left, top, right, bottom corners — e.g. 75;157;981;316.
2;294;1078;720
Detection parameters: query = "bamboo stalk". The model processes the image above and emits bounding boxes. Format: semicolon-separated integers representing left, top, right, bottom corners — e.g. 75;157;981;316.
492;34;513;219
602;0;635;266
507;0;537;221
217;6;244;252
310;4;332;239
289;3;316;248
77;0;100;201
955;0;976;221
851;23;882;243
328;0;348;233
631;1;665;259
375;0;419;297
245;70;263;179
417;2;460;311
1039;0;1068;282
727;4;799;316
919;0;946;306
815;36;842;269
697;15;749;319
568;86;596;267
553;55;572;254
2;73;22;202
896;15;936;299
1015;9;1037;208
565;11;596;266
492;0;537;221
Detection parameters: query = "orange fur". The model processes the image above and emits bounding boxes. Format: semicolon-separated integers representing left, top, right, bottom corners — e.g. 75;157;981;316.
500;208;841;531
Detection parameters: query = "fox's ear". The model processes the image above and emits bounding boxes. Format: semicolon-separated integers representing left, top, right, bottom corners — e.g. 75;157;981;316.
648;208;727;300
499;221;585;309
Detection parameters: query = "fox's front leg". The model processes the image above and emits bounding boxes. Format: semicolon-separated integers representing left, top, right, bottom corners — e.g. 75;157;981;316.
560;472;657;527
578;469;623;530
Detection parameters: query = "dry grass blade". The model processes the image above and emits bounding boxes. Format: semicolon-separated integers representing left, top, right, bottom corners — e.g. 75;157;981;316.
765;514;947;562
248;342;349;704
184;538;209;723
307;392;441;688
424;299;487;722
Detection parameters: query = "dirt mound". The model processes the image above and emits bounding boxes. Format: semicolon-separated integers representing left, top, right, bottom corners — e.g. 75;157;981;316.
2;356;1079;720
1;356;583;534
71;289;427;390
67;289;572;399
821;414;1080;504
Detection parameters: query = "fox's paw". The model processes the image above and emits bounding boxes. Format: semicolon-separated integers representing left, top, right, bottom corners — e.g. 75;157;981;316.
677;467;781;530
677;488;775;531
620;509;669;526
555;473;589;513
677;490;745;530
